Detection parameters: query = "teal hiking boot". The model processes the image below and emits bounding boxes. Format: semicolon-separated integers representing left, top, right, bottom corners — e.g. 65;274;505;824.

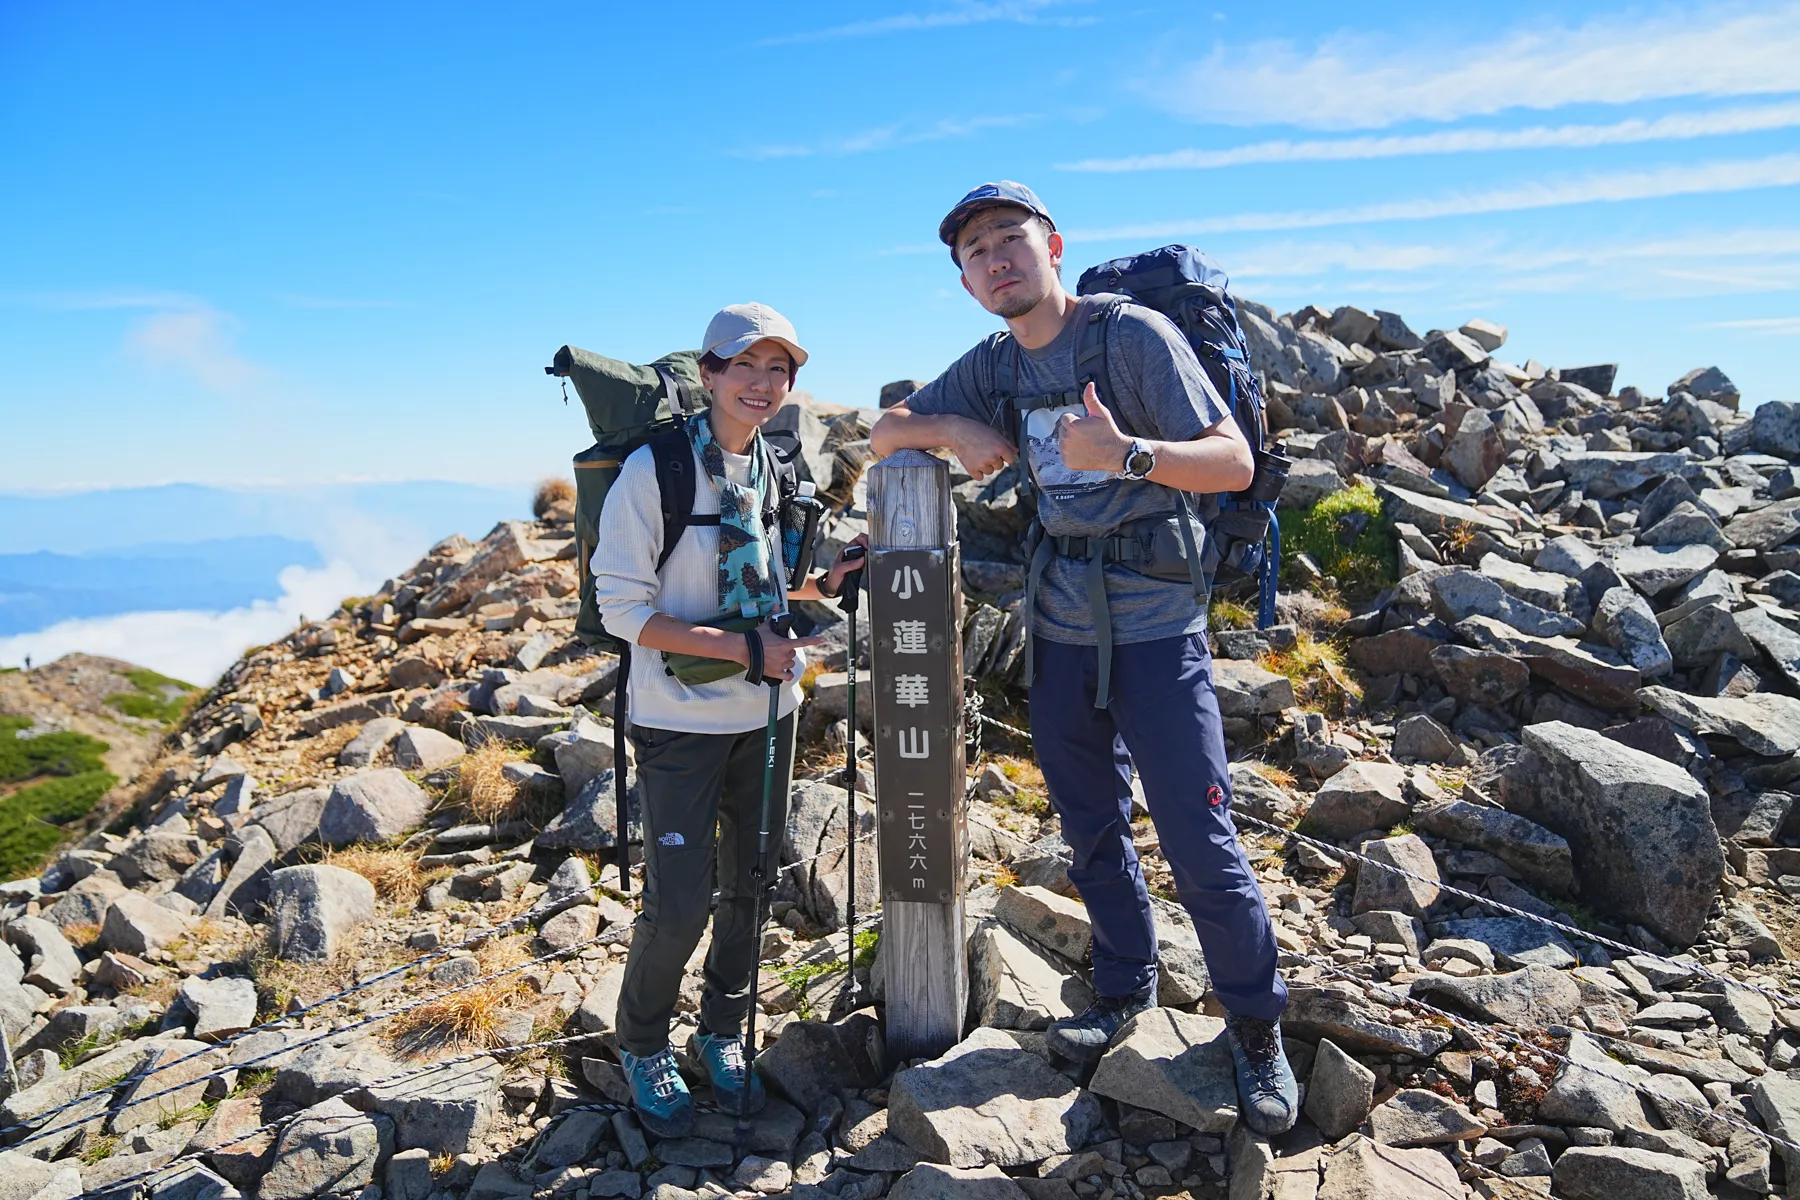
1045;992;1156;1064
619;1045;694;1138
691;1029;766;1115
1225;1013;1299;1136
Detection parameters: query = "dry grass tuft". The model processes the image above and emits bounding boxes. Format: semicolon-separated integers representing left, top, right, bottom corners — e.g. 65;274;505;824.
1250;762;1298;790
387;935;532;1054
61;922;103;950
325;846;428;907
1260;630;1361;713
455;740;527;823
533;477;576;519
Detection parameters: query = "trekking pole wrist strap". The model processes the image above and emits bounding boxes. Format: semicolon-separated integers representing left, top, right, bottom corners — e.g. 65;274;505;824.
743;631;765;684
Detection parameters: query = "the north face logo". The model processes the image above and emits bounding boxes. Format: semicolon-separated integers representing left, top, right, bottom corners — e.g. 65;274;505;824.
658;831;685;846
1207;785;1225;807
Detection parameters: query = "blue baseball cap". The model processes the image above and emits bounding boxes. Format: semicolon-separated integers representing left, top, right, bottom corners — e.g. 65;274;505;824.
938;181;1056;264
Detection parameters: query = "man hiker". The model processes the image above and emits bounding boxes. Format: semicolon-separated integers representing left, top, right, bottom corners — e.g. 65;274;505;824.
870;182;1298;1134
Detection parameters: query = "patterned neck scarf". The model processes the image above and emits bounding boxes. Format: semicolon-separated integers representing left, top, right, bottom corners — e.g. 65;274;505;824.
687;410;779;620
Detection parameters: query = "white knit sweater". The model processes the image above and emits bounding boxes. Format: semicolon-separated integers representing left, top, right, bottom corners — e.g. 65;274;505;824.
589;440;804;735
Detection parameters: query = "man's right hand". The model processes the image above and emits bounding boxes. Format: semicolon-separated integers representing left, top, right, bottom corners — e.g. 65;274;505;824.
949;418;1017;481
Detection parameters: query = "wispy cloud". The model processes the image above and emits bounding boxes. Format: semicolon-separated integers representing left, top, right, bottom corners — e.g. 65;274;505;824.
1061;101;1800;172
2;288;207;313
124;307;264;393
272;293;400;310
1068;152;1800;242
762;0;1089;45
1151;2;1800;129
740;114;1038;160
1703;316;1800;334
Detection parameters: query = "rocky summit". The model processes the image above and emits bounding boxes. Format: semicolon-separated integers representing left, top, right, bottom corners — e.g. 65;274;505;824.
4;308;1800;1200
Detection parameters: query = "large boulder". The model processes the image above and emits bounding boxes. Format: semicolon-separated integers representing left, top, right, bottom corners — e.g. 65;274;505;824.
1304;1039;1375;1141
362;1056;503;1153
1552;1146;1708;1200
1351;834;1439;918
1305;762;1409;838
1493;722;1719;947
887;1027;1102;1168
967;921;1092;1030
1088;1009;1238;1133
755;1013;886;1113
259;1096;395;1200
1315;1134;1462;1200
101;892;196;955
266;865;377;962
1454;616;1640;709
1640;685;1800;758
319;769;431;846
1411;799;1573;894
1410;965;1581;1027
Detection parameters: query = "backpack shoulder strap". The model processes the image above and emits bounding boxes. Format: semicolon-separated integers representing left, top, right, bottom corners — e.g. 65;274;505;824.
648;424;714;575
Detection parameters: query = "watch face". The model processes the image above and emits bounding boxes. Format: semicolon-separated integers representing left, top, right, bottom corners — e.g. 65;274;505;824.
1127;447;1154;477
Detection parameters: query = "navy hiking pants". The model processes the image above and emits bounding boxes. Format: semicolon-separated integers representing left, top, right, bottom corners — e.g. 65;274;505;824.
1029;633;1287;1021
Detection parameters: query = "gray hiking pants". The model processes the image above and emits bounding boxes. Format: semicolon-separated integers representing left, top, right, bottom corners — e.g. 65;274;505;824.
614;713;796;1056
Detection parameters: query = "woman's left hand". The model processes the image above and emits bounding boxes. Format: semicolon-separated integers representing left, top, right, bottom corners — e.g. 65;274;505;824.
824;534;872;596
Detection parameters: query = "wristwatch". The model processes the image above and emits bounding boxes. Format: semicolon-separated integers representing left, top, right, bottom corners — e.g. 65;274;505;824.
1119;438;1156;481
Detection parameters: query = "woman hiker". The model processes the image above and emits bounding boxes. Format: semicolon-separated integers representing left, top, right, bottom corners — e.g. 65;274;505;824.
588;302;867;1137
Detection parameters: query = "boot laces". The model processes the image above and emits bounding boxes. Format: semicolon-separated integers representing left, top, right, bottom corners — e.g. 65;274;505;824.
707;1034;747;1078
640;1048;684;1100
1231;1016;1283;1088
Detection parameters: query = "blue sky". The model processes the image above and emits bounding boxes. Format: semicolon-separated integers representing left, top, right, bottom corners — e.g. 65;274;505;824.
4;0;1800;494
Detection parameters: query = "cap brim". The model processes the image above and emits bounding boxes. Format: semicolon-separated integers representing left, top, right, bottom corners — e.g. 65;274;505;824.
708;333;809;369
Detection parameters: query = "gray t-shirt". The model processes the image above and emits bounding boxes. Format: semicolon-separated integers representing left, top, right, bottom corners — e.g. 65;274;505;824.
907;294;1231;646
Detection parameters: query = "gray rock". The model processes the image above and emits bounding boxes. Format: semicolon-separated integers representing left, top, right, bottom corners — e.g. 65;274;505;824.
1213;660;1297;717
1637;501;1730;552
362;1055;502;1153
1493;722;1721;946
1454;616;1641;710
178;975;258;1041
0;1150;82;1200
1552;1145;1708;1200
1638;685;1800;757
1539;1031;1653;1132
1411;965;1581;1026
5;917;80;995
1430;571;1584;637
385;1148;434;1200
1560;452;1692;499
547;717;619;800
258;1096;395;1200
266;865;377;962
1738;604;1800;691
1282;984;1453;1057
1375;484;1512;540
1367;1088;1486;1146
994;885;1091;963
108;1037;227;1132
1443;408;1504;490
1314;1134;1462;1200
1390;714;1458;764
1591;588;1672;676
1353;909;1424;956
102;891;196;954
888;1164;1027;1200
318;768;431;846
888;1027;1102;1168
1429;645;1529;706
144;1163;237;1200
392;725;465;771
107;832;205;887
1413;799;1573;894
42;871;125;930
574;963;626;1035
1480;553;1588;619
1725;497;1800;551
1279;457;1346;509
1662;600;1755;669
205;824;277;920
337;717;405;768
1305;1038;1375;1141
756;1013;885;1113
1305;761;1410;838
968;920;1092;1029
1088;1008;1238;1133
537;767;641;852
1437;917;1577;969
1228;763;1302;825
1612;544;1719;597
1352;834;1439;919
252;786;329;855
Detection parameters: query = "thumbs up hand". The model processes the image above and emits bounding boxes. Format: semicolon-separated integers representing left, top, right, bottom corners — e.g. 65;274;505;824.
1055;382;1131;472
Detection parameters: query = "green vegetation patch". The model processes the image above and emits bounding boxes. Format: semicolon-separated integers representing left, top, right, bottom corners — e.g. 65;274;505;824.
1276;481;1396;600
106;667;198;725
0;718;115;879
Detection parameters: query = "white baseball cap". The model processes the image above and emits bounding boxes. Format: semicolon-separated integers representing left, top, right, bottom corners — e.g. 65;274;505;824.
702;302;809;368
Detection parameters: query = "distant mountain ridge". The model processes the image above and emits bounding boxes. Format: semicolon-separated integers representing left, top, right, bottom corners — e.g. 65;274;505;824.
0;536;322;635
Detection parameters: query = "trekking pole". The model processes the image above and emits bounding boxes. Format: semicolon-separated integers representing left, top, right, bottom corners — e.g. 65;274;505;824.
835;546;869;1008
739;623;786;1145
613;653;631;898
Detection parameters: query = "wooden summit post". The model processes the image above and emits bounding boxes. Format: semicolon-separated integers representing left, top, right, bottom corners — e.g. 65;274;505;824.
866;449;969;1063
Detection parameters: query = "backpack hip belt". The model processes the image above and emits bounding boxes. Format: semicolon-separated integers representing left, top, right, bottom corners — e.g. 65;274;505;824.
1019;495;1207;711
